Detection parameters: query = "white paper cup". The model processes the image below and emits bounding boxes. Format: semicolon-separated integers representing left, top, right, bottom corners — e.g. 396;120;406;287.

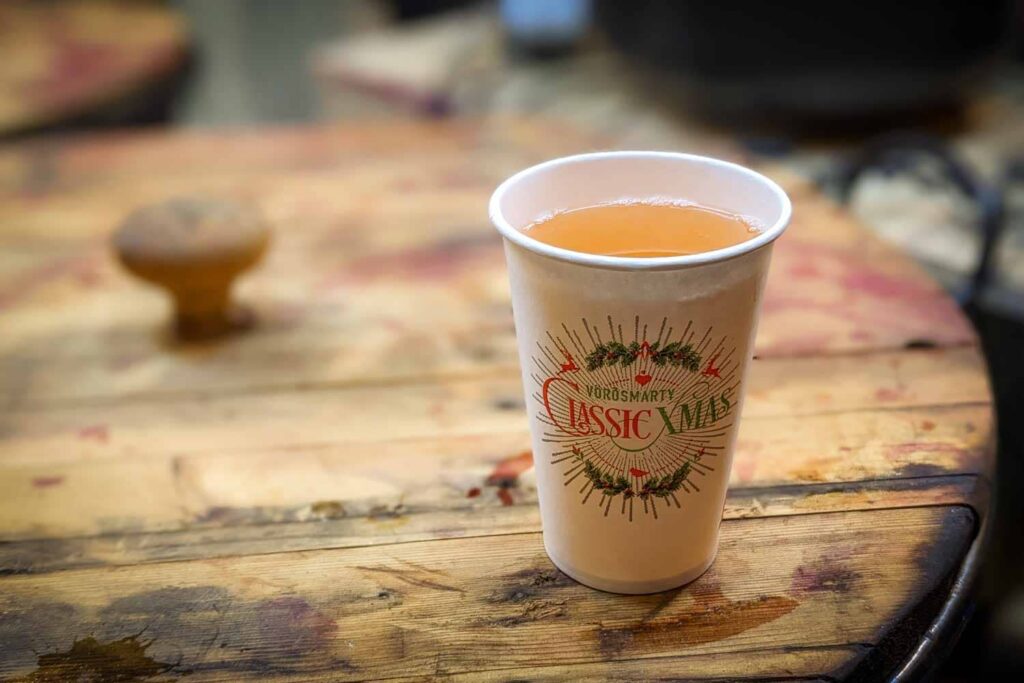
490;152;791;594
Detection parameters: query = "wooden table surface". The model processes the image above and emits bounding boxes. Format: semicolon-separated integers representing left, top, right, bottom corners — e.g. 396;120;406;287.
0;120;993;681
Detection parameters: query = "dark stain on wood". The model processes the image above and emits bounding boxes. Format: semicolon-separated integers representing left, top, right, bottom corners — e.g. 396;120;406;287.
849;507;976;681
15;634;177;682
193;505;237;524
356;564;465;594
636;589;680;625
310;500;347;519
368;502;406;520
893;462;954;479
506;567;571;588
491;396;525;411
483;598;568;627
466;487;481;498
904;339;938;349
479;566;573;627
487;569;572;606
791;554;861;594
913;507;977;585
31;476;64;489
596;584;798;657
463;343;498;361
0;596;82;671
0;538;78;576
1;585;355;679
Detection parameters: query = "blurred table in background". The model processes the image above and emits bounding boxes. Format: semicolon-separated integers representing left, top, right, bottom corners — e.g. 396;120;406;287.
314;9;1024;319
0;119;993;680
0;0;189;136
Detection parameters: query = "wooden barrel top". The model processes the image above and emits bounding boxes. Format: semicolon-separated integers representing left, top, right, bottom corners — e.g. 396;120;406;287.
0;120;992;681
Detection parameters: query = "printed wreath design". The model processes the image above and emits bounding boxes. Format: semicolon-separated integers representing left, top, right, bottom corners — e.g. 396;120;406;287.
573;447;692;501
584;340;700;372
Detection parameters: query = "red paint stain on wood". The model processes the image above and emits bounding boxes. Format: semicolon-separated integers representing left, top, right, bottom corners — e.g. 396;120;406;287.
885;441;964;458
875;387;903;401
482;451;533;506
921;420;936;431
77;424;109;442
842;269;932;298
466;487;481;498
32;475;64;488
758;239;976;355
788;262;822;278
732;441;760;484
254;596;338;652
733;457;757;484
486;451;534;487
74;267;102;287
497;488;515;506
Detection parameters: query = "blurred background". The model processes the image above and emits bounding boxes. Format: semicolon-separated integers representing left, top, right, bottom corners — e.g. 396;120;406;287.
2;0;1023;678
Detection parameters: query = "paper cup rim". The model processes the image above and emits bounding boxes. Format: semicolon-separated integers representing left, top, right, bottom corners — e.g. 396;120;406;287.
489;151;792;270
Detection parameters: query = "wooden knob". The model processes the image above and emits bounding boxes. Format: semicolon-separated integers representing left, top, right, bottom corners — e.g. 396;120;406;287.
114;198;270;341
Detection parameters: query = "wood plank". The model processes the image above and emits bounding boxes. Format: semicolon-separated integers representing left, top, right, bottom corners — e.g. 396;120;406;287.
0;507;974;681
0;475;983;575
0;347;991;465
0;402;990;545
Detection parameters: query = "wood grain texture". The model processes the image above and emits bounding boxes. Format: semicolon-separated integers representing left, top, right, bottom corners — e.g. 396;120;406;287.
0;507;973;681
0;401;989;545
0;349;990;465
0;125;975;410
0;121;994;681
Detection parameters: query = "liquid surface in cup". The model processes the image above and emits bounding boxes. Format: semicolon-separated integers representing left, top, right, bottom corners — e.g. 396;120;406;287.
524;200;759;257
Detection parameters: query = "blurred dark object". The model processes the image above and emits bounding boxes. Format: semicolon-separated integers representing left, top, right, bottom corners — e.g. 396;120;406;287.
832;134;1006;309
385;0;481;22
0;0;190;138
596;0;1015;129
500;0;592;59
